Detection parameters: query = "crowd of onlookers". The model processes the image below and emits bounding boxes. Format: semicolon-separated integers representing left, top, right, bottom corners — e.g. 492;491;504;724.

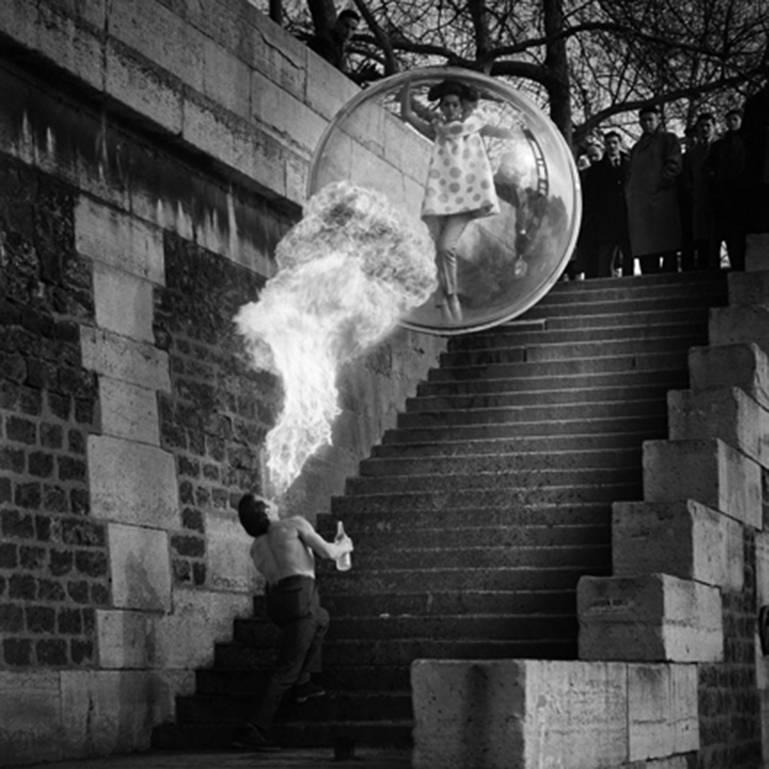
301;8;769;281
569;102;753;279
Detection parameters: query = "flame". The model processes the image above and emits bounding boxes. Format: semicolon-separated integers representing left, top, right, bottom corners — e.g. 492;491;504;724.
235;181;437;497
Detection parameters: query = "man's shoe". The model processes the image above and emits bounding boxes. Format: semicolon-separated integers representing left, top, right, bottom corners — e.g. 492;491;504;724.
232;723;280;752
293;680;326;703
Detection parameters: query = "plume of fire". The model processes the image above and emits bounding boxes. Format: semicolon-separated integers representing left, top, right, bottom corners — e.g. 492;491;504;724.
235;181;437;498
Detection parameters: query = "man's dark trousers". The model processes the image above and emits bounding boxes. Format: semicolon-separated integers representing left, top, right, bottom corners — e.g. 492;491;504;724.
251;575;329;731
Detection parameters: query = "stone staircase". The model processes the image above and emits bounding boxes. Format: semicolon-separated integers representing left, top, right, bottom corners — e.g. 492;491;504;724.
161;269;729;750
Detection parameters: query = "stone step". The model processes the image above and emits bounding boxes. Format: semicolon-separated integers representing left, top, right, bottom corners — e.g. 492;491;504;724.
450;321;709;351
372;432;658;458
196;665;411;696
440;335;699;367
418;368;688;396
359;448;640;476
176;690;413;724
535;271;725;302
396;399;664;428
317;589;578;619
161;719;413;749
427;350;688;382
345;467;640;495
317;565;610;594
407;382;677;410
317;524;610;552
578;573;723;662
332;483;641;513
522;291;724;319
382;415;666;443
320;503;611;531
214;636;578;670
234;613;578;646
541;306;711;331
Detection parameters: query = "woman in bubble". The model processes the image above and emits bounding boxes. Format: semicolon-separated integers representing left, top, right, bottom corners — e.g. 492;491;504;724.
401;77;510;322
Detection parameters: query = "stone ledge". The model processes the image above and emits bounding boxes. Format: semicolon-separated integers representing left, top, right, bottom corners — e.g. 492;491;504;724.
746;233;769;271
578;573;723;662
411;659;699;769
709;304;769;359
642;438;762;528
728;269;769;306
689;342;769;411
668;387;769;468
612;499;743;591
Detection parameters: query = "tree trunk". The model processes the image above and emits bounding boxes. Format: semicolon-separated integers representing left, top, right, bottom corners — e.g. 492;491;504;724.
542;0;573;147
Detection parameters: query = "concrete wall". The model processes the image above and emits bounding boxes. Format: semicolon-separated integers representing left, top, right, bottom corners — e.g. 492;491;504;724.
0;0;445;763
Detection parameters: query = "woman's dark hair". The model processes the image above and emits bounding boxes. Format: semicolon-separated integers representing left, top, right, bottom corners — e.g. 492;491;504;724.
238;493;270;537
428;79;479;104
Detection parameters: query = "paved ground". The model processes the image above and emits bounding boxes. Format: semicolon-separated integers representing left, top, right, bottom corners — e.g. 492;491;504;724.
19;748;413;769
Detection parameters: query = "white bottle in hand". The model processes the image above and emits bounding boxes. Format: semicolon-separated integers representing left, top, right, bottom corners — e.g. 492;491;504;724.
335;520;352;572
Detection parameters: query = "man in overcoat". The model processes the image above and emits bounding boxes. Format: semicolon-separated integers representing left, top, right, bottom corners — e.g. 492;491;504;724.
626;105;683;273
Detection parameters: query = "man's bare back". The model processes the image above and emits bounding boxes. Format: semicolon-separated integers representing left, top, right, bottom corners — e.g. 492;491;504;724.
251;515;352;586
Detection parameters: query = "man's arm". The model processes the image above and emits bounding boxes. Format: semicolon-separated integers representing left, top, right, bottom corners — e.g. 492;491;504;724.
400;81;434;139
294;516;353;561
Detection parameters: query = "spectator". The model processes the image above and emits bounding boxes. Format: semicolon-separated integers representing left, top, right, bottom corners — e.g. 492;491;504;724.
625;105;683;273
707;108;747;270
681;113;718;270
591;131;632;277
307;8;360;76
576;141;603;278
741;80;769;233
678;123;698;271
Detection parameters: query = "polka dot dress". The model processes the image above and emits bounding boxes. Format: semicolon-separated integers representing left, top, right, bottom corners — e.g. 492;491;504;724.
421;113;500;219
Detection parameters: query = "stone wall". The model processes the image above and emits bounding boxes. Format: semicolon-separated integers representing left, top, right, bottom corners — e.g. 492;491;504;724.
0;0;444;762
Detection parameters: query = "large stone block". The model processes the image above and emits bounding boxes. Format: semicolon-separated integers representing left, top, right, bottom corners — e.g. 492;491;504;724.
93;262;155;342
149;588;253;669
98;375;160;445
613;500;743;591
97;588;252;670
104;38;184;135
411;659;628;769
251;69;326;154
0;671;64;764
303;49;360;122
81;325;171;392
97;608;152;668
202;36;251;120
107;0;205;91
627;664;698;761
60;669;188;756
689;342;769;410
746;233;769;271
578;574;723;662
728;269;769;306
36;2;105;92
709;305;769;358
88;434;179;528
643;439;762;528
0;0;39;52
206;509;260;592
756;532;769;607
668;387;768;467
107;522;172;611
75;196;165;284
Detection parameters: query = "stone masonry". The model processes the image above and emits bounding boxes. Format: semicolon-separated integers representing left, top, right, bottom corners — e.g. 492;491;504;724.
0;0;443;763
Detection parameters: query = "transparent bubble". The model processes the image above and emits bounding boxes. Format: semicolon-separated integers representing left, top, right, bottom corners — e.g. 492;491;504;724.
308;67;582;335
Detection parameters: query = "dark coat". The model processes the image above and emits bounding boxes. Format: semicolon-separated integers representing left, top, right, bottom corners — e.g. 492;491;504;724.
590;154;630;243
626;130;683;256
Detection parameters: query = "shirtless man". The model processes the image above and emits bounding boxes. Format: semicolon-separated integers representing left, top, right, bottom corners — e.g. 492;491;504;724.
233;493;354;751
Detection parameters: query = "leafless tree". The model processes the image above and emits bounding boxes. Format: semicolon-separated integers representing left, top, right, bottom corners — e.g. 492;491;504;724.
259;0;769;146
